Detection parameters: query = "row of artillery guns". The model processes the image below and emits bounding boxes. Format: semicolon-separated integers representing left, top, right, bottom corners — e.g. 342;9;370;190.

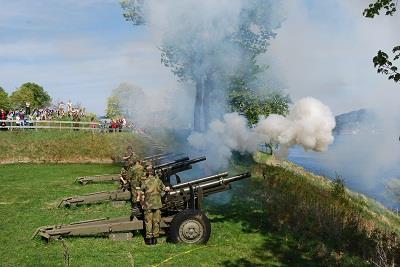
33;152;251;244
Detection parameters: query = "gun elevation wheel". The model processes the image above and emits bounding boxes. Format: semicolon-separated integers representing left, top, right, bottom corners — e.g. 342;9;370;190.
168;210;211;244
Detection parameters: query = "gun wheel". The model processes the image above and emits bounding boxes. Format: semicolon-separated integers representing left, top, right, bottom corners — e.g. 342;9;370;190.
168;210;211;244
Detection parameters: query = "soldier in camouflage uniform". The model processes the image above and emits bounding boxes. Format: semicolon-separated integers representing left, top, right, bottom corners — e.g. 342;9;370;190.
122;145;137;166
120;146;137;191
129;159;145;218
119;160;133;190
139;166;170;245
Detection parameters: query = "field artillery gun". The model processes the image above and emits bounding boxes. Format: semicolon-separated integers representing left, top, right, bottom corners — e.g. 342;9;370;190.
33;171;251;244
59;156;206;207
75;153;184;185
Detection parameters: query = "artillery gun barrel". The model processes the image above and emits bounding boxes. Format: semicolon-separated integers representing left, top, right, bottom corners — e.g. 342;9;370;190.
159;156;206;172
169;172;251;196
58;189;131;207
154;156;190;169
142;152;172;161
172;172;229;189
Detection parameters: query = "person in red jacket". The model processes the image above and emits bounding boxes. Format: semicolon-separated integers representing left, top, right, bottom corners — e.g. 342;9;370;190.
0;109;7;131
110;119;118;132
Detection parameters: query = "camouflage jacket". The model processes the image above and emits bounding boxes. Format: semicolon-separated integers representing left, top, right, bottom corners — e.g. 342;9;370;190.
124;152;138;166
120;168;133;181
140;175;166;210
130;163;144;189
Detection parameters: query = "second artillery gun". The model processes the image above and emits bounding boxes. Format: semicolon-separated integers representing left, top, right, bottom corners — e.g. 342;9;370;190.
58;156;206;207
33;171;251;244
75;153;182;185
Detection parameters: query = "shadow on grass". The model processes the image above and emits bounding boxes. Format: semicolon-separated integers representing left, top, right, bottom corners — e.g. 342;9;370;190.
205;177;369;267
207;202;319;266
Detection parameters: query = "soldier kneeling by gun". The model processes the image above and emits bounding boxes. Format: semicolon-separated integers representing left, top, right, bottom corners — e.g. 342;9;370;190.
138;165;170;245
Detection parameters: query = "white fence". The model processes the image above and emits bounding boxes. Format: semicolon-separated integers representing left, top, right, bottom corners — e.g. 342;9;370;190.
0;119;109;131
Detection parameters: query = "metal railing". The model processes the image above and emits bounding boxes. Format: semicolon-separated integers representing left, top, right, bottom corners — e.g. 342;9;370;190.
0;119;106;131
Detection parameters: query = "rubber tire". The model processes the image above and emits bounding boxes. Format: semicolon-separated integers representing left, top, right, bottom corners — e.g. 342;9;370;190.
168;210;211;244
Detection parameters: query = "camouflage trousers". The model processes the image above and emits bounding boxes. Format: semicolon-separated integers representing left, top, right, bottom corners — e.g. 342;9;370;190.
144;209;161;238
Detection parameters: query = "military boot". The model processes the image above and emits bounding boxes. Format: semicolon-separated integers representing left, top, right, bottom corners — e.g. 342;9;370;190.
152;237;158;245
144;238;152;245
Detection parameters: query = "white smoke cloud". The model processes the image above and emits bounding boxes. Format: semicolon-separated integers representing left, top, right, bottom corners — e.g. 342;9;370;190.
188;97;335;169
260;0;400;206
111;82;193;129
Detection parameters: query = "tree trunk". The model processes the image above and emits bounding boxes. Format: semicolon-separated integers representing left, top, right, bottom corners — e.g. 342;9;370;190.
203;75;213;130
193;79;204;132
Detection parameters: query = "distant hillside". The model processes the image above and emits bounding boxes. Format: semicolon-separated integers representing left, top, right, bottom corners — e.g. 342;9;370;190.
334;109;379;135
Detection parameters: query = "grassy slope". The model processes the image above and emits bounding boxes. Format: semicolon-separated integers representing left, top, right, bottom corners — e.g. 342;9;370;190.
0;131;166;164
253;152;400;234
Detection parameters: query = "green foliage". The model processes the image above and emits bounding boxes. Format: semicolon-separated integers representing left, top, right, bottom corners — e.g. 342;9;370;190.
373;49;400;82
228;78;290;125
331;176;347;201
105;83;144;119
10;82;51;109
106;95;122;118
363;1;400;84
363;0;397;18
0;86;11;111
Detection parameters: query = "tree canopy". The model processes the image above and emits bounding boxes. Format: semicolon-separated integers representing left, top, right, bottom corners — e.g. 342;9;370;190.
120;0;284;131
9;82;51;109
363;0;399;83
228;78;290;126
0;86;11;111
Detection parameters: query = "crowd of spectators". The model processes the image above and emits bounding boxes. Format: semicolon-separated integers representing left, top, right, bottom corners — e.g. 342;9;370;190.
0;101;133;133
0;101;87;130
0;100;138;133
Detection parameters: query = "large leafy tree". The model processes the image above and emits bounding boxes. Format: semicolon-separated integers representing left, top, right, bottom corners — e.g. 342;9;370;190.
10;82;51;109
106;83;145;119
363;0;400;83
120;0;283;131
0;86;11;111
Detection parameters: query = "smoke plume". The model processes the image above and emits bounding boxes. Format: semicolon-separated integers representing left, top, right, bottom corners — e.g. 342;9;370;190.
188;97;335;169
260;0;400;206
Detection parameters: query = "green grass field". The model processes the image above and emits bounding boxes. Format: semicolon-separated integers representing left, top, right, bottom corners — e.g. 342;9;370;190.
0;163;374;267
3;160;400;266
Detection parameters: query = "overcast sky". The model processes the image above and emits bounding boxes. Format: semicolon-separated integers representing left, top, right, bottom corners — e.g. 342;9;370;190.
1;0;399;115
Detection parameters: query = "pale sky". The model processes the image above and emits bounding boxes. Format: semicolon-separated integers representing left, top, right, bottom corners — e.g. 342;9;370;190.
0;0;177;114
1;0;400;116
